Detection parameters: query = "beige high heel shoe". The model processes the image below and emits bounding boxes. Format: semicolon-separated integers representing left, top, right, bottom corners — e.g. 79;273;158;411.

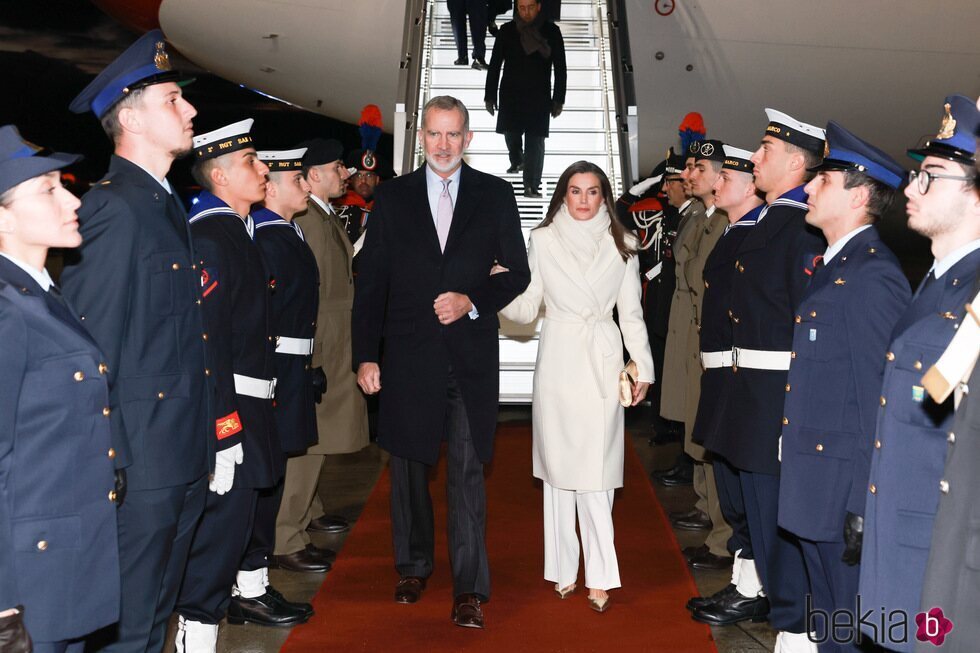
588;592;610;613
554;583;577;599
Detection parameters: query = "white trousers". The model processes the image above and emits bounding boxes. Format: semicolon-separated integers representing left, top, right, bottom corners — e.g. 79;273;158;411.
543;481;621;591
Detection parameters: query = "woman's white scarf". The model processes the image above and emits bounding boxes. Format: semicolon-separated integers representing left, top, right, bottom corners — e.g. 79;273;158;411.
552;202;612;274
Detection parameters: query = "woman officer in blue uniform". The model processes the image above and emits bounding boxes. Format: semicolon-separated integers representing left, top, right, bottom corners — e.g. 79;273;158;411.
0;125;120;653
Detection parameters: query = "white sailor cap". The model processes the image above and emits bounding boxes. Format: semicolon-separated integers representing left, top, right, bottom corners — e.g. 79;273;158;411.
258;148;307;171
722;144;755;173
192;118;255;161
763;109;826;154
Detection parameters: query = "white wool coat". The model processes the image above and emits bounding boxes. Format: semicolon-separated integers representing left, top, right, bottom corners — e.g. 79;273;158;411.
501;219;654;491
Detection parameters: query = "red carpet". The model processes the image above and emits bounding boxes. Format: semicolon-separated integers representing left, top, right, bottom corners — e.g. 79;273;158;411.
282;422;717;652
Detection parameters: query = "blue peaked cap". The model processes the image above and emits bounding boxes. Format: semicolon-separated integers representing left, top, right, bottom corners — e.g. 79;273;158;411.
808;121;905;189
69;30;185;118
907;94;977;165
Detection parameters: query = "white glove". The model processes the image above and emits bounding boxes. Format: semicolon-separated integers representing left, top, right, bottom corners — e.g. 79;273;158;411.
628;175;660;197
209;443;244;495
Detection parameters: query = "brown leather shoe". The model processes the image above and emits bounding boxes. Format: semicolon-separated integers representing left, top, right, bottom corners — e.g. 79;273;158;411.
270;548;332;573
394;576;426;604
307;514;350;534
452;593;484;629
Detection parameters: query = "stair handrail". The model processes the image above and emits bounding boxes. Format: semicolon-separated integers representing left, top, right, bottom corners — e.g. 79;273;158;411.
394;0;430;176
605;0;639;185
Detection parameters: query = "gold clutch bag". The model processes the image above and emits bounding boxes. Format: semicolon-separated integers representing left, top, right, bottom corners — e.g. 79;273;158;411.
619;359;638;407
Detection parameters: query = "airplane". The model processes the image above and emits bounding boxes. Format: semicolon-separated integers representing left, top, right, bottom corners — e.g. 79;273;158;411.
90;0;979;183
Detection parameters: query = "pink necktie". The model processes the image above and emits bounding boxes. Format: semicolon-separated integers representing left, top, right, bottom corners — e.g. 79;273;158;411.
437;178;453;252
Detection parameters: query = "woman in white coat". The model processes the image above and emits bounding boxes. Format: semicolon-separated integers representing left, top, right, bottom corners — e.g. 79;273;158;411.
500;161;653;612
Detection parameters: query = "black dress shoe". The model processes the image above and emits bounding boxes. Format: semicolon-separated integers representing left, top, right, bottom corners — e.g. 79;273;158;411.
688;549;735;570
672;510;712;531
471;58;489;71
395;576;426;604
454;56;469;66
523;188;542;198
506;163;524;174
269;547;332;573
267;585;314;619
452;593;484;629
692;592;769;626
227;590;310;627
655;463;694;487
682;544;708;561
305;543;337;562
307;514;349;533
686;583;738;612
488;21;499;36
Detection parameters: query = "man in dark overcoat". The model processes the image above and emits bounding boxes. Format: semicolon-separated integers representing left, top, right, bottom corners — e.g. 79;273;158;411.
484;0;566;198
61;31;212;653
352;95;530;629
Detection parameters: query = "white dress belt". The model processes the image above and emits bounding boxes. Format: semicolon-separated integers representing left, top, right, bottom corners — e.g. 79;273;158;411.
276;336;314;356
700;347;792;371
234;374;277;399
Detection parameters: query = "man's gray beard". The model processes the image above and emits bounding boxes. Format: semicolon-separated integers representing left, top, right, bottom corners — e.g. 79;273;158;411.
427;154;464;175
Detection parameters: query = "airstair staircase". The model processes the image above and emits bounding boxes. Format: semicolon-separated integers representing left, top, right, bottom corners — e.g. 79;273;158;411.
413;0;624;402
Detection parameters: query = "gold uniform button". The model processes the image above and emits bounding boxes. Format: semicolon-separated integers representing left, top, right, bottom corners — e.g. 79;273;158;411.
304;364;310;370
108;490;117;502
885;352;895;361
172;263;180;270
268;336;274;342
791;351;797;359
948;432;956;444
880;396;887;406
939;480;950;494
874;439;881;449
704;280;709;289
913;361;922;371
205;368;211;376
732;316;740;324
815;444;824;452
738;265;745;273
810;311;817;318
782;417;789;425
98;363;108;374
102;407;111;417
192;264;198;270
869;484;877;494
794;315;801;324
37;540;48;551
73;371;85;382
867;247;876;254
157;392;165;400
202;333;208;341
785;384;791;392
108;448;116;459
196;299;202;305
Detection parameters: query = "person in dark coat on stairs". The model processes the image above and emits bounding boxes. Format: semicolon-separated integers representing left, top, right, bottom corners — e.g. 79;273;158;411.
484;0;566;198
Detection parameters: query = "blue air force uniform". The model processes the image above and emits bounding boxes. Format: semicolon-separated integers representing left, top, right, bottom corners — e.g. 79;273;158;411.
0;129;119;650
176;177;281;624
777;126;911;648
859;95;980;652
61;31;212;653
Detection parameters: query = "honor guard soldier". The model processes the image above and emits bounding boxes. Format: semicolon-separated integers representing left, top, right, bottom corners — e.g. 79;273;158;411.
614;151;682;444
174;120;305;652
687;145;764;617
673;140;730;545
61;31;212;653
0;128;119;653
658;141;708;487
251;149;336;576
859;95;980;653
335;147;392;250
276;140;368;567
777;122;910;651
696;110;826;652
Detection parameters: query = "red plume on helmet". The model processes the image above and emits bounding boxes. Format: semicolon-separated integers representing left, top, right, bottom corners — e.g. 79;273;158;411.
359;104;383;152
678;112;706;153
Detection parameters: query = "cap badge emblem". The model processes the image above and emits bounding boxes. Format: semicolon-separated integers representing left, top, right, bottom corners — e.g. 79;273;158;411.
700;143;714;157
823;141;830;159
362;151;377;170
936;103;956;139
154;42;172;71
688;141;700;154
